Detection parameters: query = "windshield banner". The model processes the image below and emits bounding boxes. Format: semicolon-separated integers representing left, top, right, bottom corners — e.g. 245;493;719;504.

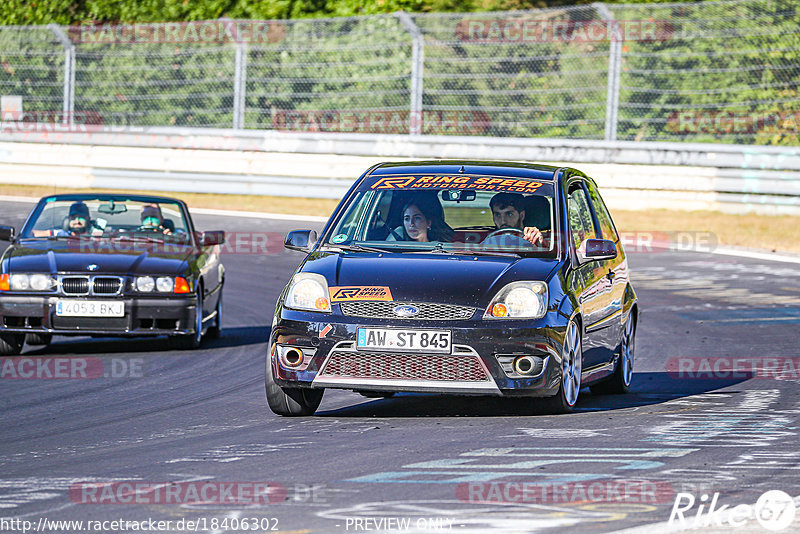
369;176;543;194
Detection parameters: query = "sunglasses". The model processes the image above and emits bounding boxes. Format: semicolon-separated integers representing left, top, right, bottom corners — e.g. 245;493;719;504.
70;216;88;224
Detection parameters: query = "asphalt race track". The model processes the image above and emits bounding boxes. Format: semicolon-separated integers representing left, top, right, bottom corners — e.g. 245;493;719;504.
2;199;799;533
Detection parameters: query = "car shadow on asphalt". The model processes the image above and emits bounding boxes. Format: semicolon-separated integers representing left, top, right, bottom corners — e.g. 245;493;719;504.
316;372;751;417
18;325;270;355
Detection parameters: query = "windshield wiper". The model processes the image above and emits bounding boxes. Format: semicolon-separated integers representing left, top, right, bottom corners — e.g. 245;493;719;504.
323;243;391;254
111;234;166;244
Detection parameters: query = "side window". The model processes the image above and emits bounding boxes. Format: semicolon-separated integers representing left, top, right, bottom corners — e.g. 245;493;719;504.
567;184;597;250
586;181;618;242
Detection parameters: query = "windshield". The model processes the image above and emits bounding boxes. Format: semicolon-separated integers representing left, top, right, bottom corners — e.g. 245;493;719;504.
325;175;557;256
21;197;191;243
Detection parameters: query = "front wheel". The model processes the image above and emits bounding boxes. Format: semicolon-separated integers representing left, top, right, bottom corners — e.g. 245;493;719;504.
543;319;582;413
591;312;636;395
0;333;24;355
265;360;323;416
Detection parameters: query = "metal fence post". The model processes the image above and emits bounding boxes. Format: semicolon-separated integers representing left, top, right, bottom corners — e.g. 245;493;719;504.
395;12;424;136
47;24;75;126
594;4;621;141
233;43;247;130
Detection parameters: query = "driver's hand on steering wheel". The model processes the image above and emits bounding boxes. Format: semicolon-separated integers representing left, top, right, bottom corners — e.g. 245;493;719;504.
523;226;545;246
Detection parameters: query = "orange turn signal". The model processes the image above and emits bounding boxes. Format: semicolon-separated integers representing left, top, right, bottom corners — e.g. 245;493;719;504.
174;277;191;294
491;303;508;318
0;274;9;291
315;297;331;311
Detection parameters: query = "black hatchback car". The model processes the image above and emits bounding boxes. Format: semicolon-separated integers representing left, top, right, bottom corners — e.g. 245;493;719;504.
267;162;638;415
0;194;225;353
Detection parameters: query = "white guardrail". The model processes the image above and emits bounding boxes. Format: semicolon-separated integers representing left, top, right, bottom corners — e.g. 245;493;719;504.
1;128;799;215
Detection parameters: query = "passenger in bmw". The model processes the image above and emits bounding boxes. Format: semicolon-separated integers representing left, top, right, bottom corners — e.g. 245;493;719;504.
33;201;104;238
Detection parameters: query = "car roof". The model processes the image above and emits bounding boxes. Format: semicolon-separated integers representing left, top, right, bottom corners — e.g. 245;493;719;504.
39;193;185;204
368;161;564;182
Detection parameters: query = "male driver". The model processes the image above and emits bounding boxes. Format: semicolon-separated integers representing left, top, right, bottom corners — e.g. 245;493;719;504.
139;204;172;235
485;192;546;247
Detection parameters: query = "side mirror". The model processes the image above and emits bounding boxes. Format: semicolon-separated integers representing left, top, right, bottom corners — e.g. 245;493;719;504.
0;226;16;241
201;231;225;246
284;230;318;252
581;238;617;261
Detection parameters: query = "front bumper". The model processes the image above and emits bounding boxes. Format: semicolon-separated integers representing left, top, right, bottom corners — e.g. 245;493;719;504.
0;294;197;337
270;308;568;397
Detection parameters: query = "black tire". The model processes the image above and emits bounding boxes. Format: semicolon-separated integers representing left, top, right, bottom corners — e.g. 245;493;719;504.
358;391;395;399
590;312;636;395
206;289;222;340
265;359;323;416
168;289;204;350
26;333;53;346
542;319;582;414
0;333;24;355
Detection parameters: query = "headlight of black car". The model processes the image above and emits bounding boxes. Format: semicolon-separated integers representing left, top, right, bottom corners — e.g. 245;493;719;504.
284;273;331;313
0;273;56;292
485;281;548;319
133;276;191;294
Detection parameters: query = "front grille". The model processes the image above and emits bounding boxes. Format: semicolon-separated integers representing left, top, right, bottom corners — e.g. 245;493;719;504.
92;277;121;294
320;351;489;382
61;277;89;295
339;301;476;321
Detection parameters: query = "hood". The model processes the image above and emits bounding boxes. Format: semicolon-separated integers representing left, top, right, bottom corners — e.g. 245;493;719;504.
302;251;560;307
3;239;192;276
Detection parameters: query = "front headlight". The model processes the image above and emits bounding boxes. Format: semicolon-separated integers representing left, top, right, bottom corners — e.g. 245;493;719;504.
4;273;55;292
156;276;174;292
485;281;548;319
135;276;155;292
284;272;331;313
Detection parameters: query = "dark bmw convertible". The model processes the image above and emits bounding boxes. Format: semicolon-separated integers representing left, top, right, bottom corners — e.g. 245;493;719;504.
0;194;225;354
267;161;638;415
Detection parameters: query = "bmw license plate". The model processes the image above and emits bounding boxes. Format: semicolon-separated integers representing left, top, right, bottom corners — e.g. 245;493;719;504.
357;328;451;353
56;300;125;317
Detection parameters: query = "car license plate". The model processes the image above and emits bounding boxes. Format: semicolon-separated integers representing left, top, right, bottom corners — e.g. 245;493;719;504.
357;328;451;353
56;300;125;318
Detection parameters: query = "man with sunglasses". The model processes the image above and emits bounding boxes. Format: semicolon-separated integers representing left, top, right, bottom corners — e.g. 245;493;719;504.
138;204;173;235
32;201;103;237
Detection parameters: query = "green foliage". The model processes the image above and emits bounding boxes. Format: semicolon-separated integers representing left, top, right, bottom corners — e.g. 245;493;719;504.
0;0;798;145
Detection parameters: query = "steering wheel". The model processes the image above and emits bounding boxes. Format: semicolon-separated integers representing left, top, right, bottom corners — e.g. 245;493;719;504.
484;227;525;240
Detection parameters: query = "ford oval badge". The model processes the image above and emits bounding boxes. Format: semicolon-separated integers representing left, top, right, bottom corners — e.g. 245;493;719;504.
393;304;419;317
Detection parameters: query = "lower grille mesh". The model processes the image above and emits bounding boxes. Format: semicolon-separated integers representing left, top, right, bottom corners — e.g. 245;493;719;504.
320;352;489;382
